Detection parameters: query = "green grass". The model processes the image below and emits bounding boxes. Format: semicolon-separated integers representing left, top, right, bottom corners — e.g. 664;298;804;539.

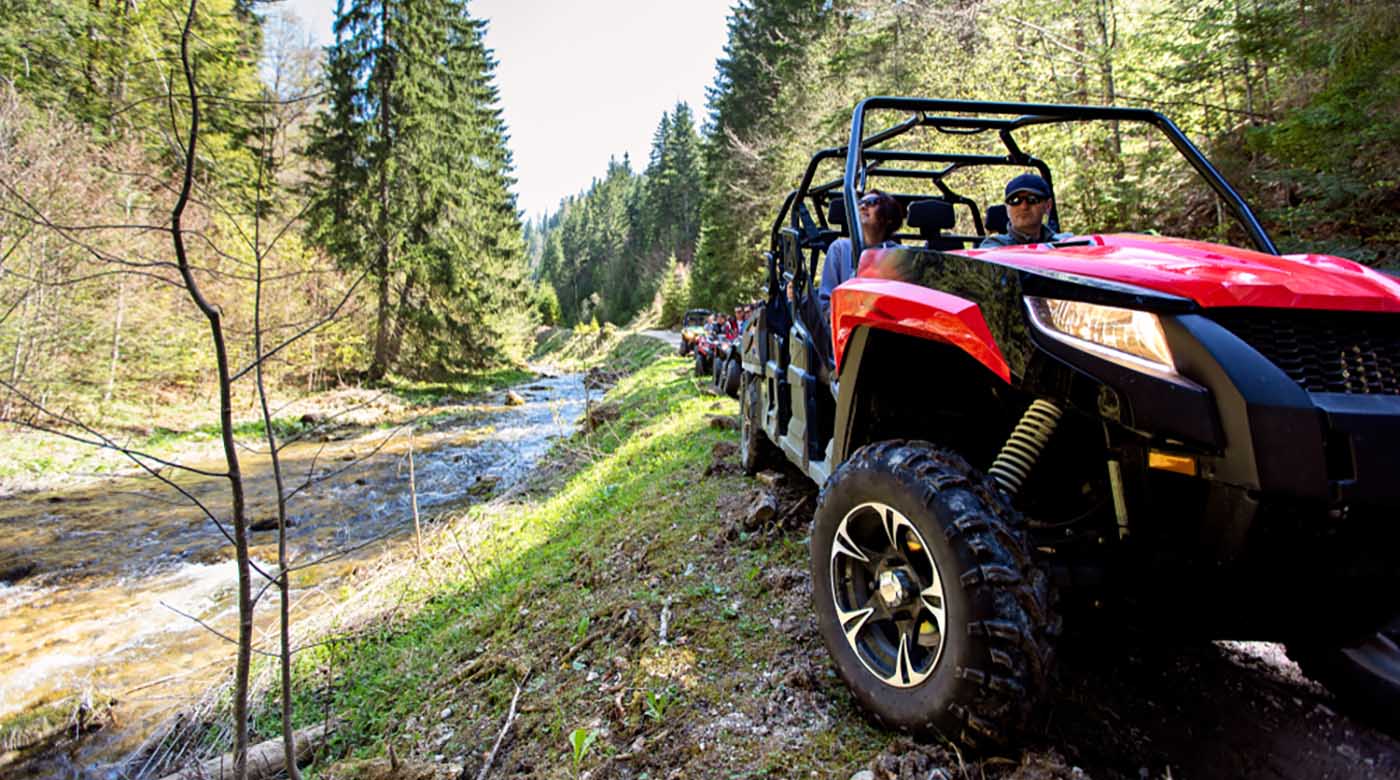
244;350;889;777
383;367;536;405
531;324;669;374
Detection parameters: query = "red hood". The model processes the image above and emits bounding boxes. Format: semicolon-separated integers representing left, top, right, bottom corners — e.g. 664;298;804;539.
956;234;1400;313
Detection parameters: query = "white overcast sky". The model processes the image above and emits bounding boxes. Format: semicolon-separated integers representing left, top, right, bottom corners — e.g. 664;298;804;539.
277;0;734;219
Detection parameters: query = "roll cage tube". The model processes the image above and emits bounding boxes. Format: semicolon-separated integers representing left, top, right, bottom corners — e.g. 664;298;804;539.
841;97;1280;260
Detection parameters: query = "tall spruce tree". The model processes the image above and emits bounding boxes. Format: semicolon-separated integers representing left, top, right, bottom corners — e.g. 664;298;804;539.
646;102;703;263
689;0;829;310
307;0;529;378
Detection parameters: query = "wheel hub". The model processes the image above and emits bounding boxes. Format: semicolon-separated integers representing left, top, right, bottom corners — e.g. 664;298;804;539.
877;569;913;609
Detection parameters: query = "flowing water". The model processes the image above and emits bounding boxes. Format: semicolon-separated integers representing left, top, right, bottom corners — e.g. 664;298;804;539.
0;373;588;776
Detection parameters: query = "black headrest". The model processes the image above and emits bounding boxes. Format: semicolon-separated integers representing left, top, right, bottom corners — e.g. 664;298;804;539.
826;196;846;227
985;204;1009;234
906;199;955;235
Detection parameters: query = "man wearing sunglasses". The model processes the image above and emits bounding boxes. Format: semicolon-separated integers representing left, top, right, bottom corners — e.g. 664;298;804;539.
980;173;1070;248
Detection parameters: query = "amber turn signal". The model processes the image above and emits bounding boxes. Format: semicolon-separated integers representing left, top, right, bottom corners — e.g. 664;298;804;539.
1148;450;1197;476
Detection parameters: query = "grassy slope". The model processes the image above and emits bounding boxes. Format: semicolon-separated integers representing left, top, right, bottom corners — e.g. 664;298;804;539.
255;346;897;778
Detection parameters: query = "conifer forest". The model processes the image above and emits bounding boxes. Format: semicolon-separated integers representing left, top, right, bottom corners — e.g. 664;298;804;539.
2;0;1397;412
1;0;1399;779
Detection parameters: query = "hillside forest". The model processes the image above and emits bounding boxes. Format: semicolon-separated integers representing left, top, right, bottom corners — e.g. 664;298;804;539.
1;0;1398;423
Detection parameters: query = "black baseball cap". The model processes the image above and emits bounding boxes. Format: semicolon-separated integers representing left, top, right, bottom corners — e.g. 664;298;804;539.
1005;173;1051;199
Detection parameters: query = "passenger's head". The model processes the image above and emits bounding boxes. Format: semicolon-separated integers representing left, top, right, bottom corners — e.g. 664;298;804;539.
1004;173;1053;236
856;190;906;242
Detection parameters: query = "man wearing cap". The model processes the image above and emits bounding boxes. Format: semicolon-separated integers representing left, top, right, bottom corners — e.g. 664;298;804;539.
980;173;1071;248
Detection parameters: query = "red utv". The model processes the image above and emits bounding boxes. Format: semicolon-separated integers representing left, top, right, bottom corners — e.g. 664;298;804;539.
739;97;1400;747
712;316;743;398
693;324;718;378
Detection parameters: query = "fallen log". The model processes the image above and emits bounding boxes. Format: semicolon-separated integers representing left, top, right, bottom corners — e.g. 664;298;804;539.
156;722;330;780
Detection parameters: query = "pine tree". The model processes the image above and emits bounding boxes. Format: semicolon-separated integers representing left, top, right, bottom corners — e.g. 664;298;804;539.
690;0;829;310
307;0;531;377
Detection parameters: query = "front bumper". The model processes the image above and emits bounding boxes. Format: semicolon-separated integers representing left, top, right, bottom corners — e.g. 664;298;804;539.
1035;309;1400;638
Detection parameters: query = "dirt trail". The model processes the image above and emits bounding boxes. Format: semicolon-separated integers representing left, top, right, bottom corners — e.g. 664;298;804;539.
727;463;1400;780
639;329;680;349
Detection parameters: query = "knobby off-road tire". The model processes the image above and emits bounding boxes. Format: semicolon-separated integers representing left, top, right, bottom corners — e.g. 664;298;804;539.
739;372;780;475
723;357;742;398
811;441;1057;748
1287;615;1400;729
712;349;725;387
694;349;707;377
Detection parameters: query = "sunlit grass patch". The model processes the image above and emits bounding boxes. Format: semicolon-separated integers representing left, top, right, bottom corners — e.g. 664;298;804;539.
383;367;535;405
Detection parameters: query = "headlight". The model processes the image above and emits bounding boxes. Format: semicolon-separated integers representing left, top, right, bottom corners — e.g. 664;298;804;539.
1025;297;1177;376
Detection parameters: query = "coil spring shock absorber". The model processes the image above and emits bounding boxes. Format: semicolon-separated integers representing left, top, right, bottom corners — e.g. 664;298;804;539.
988;399;1064;497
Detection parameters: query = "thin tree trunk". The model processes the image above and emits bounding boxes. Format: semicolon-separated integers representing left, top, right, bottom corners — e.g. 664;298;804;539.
384;272;415;368
104;275;126;403
106;199;134;404
251;79;300;780
370;0;394;381
172;4;252;778
371;262;392;379
9;256;33;387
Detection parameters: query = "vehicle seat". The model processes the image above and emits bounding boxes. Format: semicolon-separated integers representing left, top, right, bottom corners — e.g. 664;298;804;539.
985;204;1009;236
907;198;961;251
826;196;847;228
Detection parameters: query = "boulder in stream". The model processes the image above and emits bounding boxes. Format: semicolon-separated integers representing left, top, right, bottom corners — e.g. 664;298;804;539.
250;516;296;532
0;559;37;584
504;390;527;406
469;474;501;498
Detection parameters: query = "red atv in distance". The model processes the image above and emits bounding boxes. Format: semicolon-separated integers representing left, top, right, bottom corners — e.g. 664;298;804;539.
696;316;742;398
739;97;1400;747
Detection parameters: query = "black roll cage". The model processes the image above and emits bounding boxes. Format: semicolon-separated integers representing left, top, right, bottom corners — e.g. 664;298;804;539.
769;97;1279;285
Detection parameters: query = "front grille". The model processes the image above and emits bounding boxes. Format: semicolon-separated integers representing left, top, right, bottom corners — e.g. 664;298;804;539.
1209;309;1400;395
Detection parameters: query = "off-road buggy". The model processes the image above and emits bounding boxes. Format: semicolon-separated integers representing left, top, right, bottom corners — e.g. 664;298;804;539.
713;332;742;398
693;327;718;377
678;308;712;357
739;97;1400;747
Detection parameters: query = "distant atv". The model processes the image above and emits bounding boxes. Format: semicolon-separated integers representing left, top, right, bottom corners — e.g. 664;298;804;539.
693;328;717;377
712;328;742;398
740;97;1400;747
678;309;711;357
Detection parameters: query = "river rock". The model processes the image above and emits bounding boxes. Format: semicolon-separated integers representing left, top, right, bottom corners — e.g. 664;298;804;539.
0;560;37;584
504;390;527;406
250;516;296;532
746;492;779;530
469;475;501;497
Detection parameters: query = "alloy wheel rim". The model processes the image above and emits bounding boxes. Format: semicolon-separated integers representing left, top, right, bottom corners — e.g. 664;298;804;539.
829;501;947;688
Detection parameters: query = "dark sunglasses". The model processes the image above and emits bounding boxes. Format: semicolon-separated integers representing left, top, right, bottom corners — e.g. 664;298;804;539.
1006;193;1047;207
857;194;882;208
